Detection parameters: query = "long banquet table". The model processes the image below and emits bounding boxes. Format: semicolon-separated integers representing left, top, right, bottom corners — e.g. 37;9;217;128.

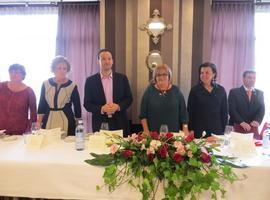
1;136;270;200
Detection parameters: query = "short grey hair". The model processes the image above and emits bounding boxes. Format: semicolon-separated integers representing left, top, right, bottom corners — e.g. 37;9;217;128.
51;55;71;72
152;64;172;83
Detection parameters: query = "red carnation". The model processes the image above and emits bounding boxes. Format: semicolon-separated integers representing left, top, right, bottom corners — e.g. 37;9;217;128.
200;152;211;163
122;150;134;158
185;133;194;142
159;144;168;158
166;132;174;139
147;153;155;162
172;152;184;163
150;131;160;140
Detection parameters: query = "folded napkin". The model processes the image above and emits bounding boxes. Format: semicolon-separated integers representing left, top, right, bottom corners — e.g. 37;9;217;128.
39;128;62;146
87;130;123;150
25;134;44;150
229;132;257;157
99;130;123;137
25;127;63;149
87;134;108;150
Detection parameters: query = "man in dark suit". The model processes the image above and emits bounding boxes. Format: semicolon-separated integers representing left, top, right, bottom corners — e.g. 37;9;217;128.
84;49;133;137
228;70;265;139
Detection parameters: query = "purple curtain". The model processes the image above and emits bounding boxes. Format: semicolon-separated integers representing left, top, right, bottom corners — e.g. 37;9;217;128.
56;3;100;132
210;2;255;92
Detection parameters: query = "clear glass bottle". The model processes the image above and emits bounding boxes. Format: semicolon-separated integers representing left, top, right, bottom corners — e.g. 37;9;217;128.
75;119;85;151
262;128;270;149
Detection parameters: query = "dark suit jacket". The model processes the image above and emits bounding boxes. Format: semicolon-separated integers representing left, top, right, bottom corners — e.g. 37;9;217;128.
187;83;228;138
228;86;265;126
84;72;133;137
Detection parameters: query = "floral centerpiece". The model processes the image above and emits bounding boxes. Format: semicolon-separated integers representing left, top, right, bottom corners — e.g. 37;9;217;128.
85;132;243;200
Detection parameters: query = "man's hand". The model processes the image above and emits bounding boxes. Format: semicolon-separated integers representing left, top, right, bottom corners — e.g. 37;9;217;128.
101;103;120;115
250;121;260;127
101;104;111;114
107;103;120;113
240;122;251;131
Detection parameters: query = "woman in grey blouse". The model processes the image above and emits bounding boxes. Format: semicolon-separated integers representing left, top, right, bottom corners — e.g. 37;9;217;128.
139;64;188;134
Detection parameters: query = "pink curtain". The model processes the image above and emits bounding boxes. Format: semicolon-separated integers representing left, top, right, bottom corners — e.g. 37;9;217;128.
56;3;100;132
210;2;255;92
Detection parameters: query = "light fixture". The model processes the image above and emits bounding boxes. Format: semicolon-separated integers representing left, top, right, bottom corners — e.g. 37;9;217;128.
140;9;172;44
146;50;163;71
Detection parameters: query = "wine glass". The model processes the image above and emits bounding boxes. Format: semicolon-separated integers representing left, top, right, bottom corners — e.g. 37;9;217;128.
224;125;233;146
23;131;31;144
100;122;109;131
31;122;40;134
159;124;168;134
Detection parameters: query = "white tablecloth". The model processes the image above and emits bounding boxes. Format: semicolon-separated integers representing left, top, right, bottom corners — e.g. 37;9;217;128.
0;137;270;200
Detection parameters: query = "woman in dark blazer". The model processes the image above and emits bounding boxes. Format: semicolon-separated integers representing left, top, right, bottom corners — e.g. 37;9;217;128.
187;62;228;138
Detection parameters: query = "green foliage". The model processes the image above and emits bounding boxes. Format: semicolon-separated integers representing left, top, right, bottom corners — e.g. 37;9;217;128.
85;132;244;200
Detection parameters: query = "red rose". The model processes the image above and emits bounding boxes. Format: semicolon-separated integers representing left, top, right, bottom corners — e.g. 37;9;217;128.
147;153;155;162
166;132;174;139
172;152;184;163
122;150;134;158
185;133;194;142
200;152;211;163
151;131;160;140
159;144;168;158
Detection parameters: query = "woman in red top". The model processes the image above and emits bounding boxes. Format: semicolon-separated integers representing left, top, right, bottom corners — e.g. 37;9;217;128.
0;64;37;135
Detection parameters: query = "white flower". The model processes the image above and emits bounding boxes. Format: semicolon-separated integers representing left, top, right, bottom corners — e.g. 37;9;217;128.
202;131;207;137
185;144;191;150
200;147;208;154
141;144;146;150
147;147;155;155
150;140;161;150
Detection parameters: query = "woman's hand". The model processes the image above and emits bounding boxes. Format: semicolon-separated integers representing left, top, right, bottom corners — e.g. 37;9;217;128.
182;124;189;136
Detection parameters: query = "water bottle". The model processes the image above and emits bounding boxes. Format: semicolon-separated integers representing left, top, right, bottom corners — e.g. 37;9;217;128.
262;128;270;149
75;119;85;151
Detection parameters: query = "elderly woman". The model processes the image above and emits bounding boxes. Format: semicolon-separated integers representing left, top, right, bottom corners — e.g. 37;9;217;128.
37;56;81;136
139;64;188;134
0;64;37;135
187;62;228;138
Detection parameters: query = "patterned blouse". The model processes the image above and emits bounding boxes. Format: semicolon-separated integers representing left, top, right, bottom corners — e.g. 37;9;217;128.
0;81;37;135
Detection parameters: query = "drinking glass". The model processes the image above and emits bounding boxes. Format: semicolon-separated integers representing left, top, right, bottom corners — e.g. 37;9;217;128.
224;125;233;146
159;124;168;134
23;131;31;144
31;122;41;134
100;122;109;131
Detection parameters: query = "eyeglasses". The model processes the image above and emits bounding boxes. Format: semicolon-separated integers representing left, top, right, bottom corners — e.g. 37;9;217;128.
156;73;168;77
9;69;23;74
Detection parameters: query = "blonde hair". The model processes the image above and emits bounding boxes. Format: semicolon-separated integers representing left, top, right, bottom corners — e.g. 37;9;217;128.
152;64;172;83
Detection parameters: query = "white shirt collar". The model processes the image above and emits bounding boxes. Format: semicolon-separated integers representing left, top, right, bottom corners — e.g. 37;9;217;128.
243;85;254;92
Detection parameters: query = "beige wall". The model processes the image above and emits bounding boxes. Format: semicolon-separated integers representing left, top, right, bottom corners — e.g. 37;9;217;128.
100;0;211;124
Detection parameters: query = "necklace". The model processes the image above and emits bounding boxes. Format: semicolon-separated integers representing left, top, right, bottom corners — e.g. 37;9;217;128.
156;84;170;96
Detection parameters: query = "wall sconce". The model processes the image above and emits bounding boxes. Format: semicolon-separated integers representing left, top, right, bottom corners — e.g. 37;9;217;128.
140;9;172;44
146;50;163;71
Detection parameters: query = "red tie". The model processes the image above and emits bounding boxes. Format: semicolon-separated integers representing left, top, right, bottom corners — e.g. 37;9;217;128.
247;90;252;101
